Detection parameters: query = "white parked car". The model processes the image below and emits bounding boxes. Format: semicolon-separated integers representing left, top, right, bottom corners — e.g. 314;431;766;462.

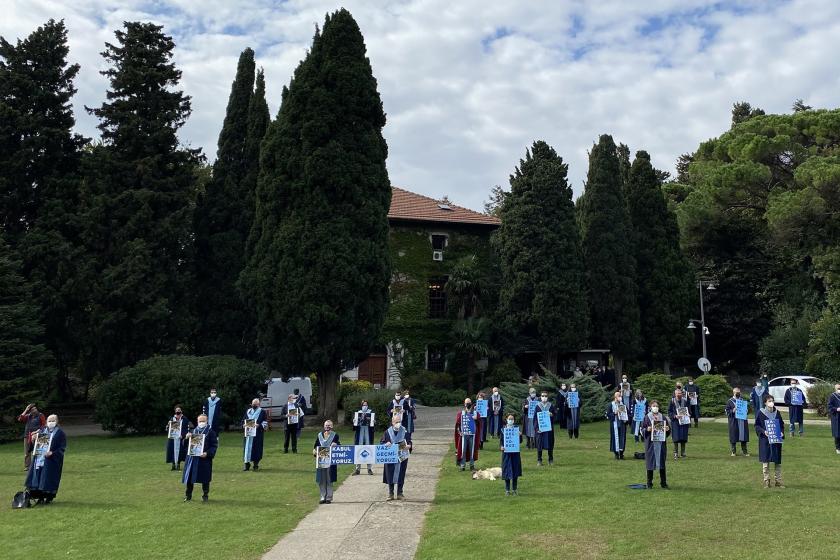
766;375;827;406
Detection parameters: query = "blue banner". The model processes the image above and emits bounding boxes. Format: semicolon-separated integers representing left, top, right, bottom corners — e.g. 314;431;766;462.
735;399;748;421
537;410;552;433
567;392;580;408
329;445;356;464
765;418;783;444
527;400;538;418
791;390;804;406
374;445;399;464
633;403;646;422
475;399;488;418
502;427;520;453
461;413;475;436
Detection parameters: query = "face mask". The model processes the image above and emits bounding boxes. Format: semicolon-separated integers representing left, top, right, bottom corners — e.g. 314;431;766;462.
395;395;401;401
47;421;57;429
210;393;217;398
465;403;472;409
766;402;775;409
252;405;258;410
529;392;536;397
362;406;368;411
198;422;207;429
650;407;659;414
324;426;332;432
734;393;741;398
175;411;182;416
571;388;577;392
507;419;514;426
622;378;627;382
541;396;547;402
561;386;566;390
836;389;840;394
493;391;499;395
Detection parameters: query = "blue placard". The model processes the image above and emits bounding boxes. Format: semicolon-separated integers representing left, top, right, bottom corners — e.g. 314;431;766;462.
537;410;552;433
461;413;475;436
735;399;748;421
502;427;520;453
475;399;488;418
527;400;538;418
633;403;646;422
765;418;783;444
791;389;803;406
374;444;399;464
567;392;580;408
329;445;355;464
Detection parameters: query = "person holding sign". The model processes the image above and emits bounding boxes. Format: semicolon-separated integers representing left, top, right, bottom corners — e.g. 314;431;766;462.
606;392;627;460
631;390;648;444
619;376;633;416
487;387;505;439
750;379;766;420
725;388;750;456
17;403;46;471
566;384;582;439
455;399;479;471
755;394;785;488
829;383;840;454
402;390;417;434
555;383;568;430
522;387;539;448
533;392;556;466
182;414;218;502
313;420;340;503
685;377;701;428
25;414;66;505
476;392;489;449
668;389;690;459
280;393;303;454
242;398;268;471
783;379;807;436
641;402;670;489
387;392;405;426
205;388;222;434
500;413;522;496
382;414;412;500
165;405;191;471
353;399;375;475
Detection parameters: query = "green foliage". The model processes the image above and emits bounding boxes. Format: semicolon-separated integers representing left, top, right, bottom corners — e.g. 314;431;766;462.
415;388;467;407
400;370;453;390
486;358;523;388
759;304;817;376
807;383;835;416
94;355;268;434
633;373;674;408
806;308;840;378
241;9;391;422
499;371;610;424
341;389;393;429
578;135;640;360
338;380;373;409
494;141;589;369
694;374;733;416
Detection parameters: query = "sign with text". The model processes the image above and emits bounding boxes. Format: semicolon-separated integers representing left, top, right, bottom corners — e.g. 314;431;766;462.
765;418;783;444
791;390;804;406
475;399;488;418
567;392;580;408
537;410;552;433
633;403;646;422
460;413;475;436
735;399;748;421
503;427;520;453
527;400;538;418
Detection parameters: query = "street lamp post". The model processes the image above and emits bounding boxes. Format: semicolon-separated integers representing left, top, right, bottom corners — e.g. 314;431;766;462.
687;280;715;369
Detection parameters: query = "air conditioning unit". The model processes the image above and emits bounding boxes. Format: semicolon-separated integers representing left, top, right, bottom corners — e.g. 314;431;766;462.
432;250;444;262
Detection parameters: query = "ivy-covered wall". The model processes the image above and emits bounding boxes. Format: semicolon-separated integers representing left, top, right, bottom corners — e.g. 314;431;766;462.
381;222;499;376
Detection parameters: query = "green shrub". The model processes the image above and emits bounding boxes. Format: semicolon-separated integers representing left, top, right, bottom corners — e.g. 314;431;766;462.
400;370;453;390
342;389;394;430
95;355;269;434
486;358;523;388
633;373;674;408
807;383;835;416
415;388;467;407
498;369;611;424
694;374;733;416
338;380;373;410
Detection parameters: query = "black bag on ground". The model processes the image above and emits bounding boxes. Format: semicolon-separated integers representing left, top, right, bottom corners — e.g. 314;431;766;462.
12;490;31;509
634;452;645;460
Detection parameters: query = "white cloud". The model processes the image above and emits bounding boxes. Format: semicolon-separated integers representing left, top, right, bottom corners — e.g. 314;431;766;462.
3;0;840;211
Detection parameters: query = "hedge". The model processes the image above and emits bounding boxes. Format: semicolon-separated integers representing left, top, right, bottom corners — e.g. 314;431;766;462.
95;355;269;434
633;372;732;417
338;380;373;410
415;388;467;407
808;383;835;416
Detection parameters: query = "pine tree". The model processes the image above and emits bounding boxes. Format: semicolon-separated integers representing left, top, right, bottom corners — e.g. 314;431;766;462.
240;9;391;421
82;22;200;378
579;134;640;376
626;151;694;372
193;48;256;356
495;141;589;374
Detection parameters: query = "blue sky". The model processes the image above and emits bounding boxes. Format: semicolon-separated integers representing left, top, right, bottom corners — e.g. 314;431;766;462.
4;0;840;211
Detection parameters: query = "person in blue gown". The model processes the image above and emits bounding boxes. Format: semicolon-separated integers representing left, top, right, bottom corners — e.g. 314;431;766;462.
783;379;807;436
641;402;670;489
182;414;218;502
476;392;488;449
165;405;191;471
500;413;522;496
522;388;538;448
631;390;648;444
401;390;417;435
749;379;766;419
668;389;690;459
725;388;750;456
386;392;405;428
487;387;505;438
685;377;701;428
532;391;556;466
566;383;582;439
205;388;222;434
280;393;303;454
829;383;840;454
313;420;340;504
382;414;412;500
25;414;66;505
242;398;268;471
755;394;785;488
352;399;375;475
606;391;627;460
293;389;307;438
555;383;568;430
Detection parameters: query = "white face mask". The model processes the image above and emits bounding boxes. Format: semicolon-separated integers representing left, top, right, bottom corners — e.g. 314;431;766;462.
507;419;514;426
622;378;627;382
561;386;567;390
198;422;207;429
361;406;368;411
529;392;536;397
541;396;547;402
47;421;57;429
210;393;217;398
766;402;775;409
493;391;498;395
395;395;401;401
650;407;659;414
571;388;577;392
836;388;840;394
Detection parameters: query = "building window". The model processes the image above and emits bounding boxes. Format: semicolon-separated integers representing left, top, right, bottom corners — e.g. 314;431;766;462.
428;276;448;318
427;345;447;372
431;234;448;251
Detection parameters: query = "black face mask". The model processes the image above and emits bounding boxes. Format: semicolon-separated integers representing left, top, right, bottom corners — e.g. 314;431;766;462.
252;405;258;410
465;404;472;409
175;411;182;415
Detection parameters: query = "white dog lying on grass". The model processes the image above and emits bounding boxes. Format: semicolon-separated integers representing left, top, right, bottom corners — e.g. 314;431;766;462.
471;467;502;481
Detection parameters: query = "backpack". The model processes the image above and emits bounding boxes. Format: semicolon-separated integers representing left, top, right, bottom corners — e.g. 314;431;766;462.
12;490;31;509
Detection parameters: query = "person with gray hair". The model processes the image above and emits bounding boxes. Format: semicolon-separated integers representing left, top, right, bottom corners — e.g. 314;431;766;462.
313;419;340;504
25;414;66;505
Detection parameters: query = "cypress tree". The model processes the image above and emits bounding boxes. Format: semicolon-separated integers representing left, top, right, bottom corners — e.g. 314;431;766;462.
579;134;640;376
495;141;589;374
82;22;200;378
193;48;256;356
626;151;694;372
240;9;391;421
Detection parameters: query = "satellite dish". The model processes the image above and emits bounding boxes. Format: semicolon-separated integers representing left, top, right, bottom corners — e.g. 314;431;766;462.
697;357;712;373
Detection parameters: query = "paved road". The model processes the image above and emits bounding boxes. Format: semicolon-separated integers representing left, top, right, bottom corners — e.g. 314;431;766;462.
262;406;456;560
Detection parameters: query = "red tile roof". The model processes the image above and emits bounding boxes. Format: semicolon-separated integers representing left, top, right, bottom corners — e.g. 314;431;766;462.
388;187;501;226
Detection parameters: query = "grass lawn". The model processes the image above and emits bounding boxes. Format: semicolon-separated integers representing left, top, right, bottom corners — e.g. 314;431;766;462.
0;427;351;560
417;420;840;560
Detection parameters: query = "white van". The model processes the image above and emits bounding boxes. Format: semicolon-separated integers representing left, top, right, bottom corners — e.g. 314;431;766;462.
264;377;313;416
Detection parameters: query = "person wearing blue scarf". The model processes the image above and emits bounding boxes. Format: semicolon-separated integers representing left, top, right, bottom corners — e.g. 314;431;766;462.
242;398;268;471
783;379;807;436
165;406;191;471
725;388;750;456
382;414;412;500
182;414;219;502
25;414;66;505
314;420;340;504
750;380;766;419
631;390;648;444
755;394;785;488
500;413;522;496
205;389;222;434
353;400;375;475
829;384;840;454
606;392;627;460
641;402;670;489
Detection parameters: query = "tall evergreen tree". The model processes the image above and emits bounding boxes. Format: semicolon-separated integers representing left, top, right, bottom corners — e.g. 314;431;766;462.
626;151;694;372
193;48;257;356
494;141;589;374
579;134;640;376
82;22;200;378
240;9;391;421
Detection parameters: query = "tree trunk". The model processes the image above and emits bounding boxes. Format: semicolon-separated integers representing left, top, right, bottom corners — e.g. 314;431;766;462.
543;349;558;376
317;367;340;424
663;360;671;375
613;355;624;385
466;359;476;396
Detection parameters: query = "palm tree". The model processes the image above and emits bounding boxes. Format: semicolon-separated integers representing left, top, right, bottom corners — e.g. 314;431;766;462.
446;255;483;320
452;317;496;394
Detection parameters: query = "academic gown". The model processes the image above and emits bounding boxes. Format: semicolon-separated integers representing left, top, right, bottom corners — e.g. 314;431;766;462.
566;393;582;430
522;397;539;438
205;397;222;433
619;384;633;418
641;413;670;471
668;398;690;443
750;387;766;417
685;384;701;419
476;400;488;444
314;432;340;483
725;397;750;443
381;426;411;486
606;402;627;452
631;398;648;437
294;395;307;434
487;395;505;437
454;410;480;462
182;427;219;484
242;408;268;463
555;390;568;429
501;430;522;480
783;387;807;424
166;416;191;464
829;393;840;438
532;402;556;451
25;427;66;495
387;399;406;426
755;409;784;463
353;410;375;444
402;398;417;433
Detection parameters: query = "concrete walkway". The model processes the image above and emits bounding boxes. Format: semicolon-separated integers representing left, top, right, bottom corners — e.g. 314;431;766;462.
262;406;455;560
